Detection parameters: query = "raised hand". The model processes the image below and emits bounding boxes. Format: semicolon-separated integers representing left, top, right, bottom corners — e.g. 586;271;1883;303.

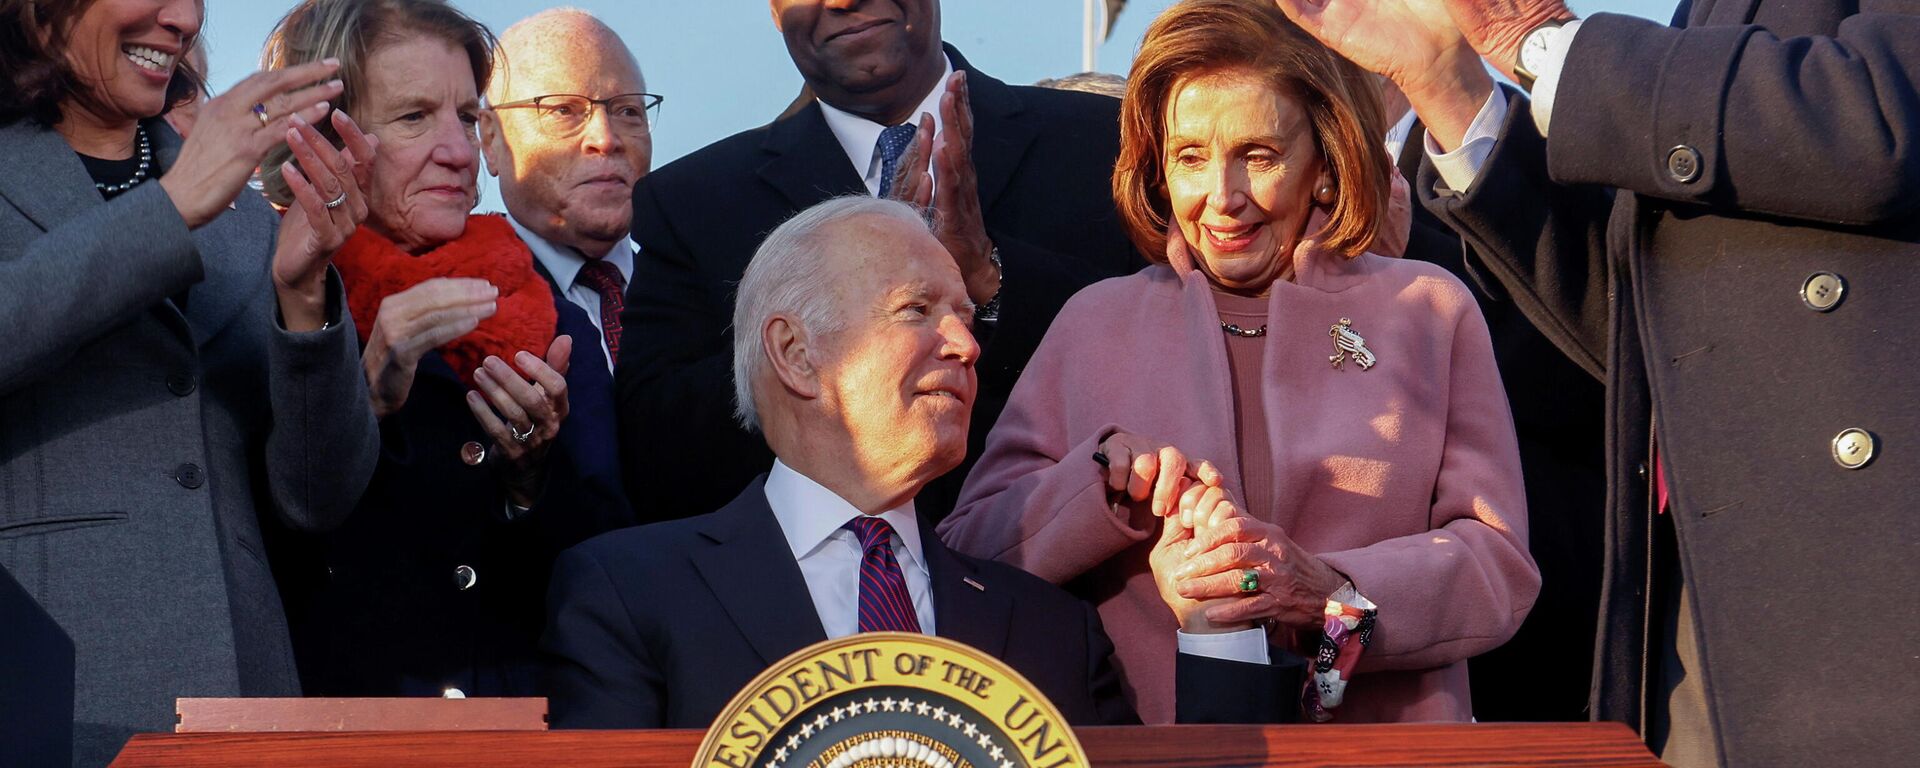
362;278;499;417
884;72;1000;306
274;110;378;330
466;336;573;507
159;59;345;228
1433;0;1576;80
1272;0;1493;150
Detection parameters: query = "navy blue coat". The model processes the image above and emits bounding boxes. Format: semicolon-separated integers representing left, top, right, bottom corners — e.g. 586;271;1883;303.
278;275;632;697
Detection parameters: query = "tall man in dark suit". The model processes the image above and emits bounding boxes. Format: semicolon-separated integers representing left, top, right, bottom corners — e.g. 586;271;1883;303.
1282;0;1920;764
546;198;1300;729
618;0;1138;522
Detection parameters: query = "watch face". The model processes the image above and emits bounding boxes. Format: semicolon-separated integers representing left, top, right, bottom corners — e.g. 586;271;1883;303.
1521;26;1557;74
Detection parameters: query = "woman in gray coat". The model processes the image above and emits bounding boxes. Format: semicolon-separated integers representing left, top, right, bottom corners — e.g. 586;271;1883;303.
0;0;380;764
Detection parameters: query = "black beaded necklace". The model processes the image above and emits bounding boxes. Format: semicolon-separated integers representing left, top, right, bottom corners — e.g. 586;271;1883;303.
93;125;153;195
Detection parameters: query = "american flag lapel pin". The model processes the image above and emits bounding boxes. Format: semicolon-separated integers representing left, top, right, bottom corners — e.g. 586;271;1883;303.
962;577;986;592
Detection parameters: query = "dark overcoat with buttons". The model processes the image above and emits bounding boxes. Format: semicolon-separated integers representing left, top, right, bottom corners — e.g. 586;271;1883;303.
1420;1;1920;764
0;118;379;767
274;267;632;699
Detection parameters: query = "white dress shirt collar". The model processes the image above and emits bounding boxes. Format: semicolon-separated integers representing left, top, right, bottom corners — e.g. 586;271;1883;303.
817;55;956;196
506;213;634;293
1383;107;1419;165
766;459;925;564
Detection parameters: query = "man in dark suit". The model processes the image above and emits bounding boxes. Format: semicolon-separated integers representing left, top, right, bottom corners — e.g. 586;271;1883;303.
1283;0;1920;764
1382;82;1607;724
618;0;1139;523
547;198;1300;729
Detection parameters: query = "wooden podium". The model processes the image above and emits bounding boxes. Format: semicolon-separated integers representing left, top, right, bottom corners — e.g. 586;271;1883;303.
111;722;1661;766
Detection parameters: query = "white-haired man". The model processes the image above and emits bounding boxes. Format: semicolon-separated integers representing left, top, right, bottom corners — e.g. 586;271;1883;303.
543;197;1303;729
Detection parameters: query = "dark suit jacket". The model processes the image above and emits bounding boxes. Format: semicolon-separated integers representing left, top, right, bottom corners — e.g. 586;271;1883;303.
618;46;1140;523
279;264;633;698
1395;125;1606;723
1;563;73;768
1420;1;1920;763
543;476;1302;729
0;118;379;767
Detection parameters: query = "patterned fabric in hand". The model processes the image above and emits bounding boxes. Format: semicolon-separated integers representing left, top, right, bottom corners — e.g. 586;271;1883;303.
844;516;922;633
333;214;556;389
576;258;627;360
873;123;919;198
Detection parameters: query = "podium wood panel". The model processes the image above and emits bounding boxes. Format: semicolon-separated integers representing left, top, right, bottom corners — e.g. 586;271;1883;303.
112;722;1661;766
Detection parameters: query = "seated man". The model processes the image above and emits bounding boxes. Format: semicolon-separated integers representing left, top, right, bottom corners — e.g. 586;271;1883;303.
544;197;1301;729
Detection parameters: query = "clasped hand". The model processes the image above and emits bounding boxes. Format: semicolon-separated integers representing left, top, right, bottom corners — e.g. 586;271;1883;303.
1107;431;1345;633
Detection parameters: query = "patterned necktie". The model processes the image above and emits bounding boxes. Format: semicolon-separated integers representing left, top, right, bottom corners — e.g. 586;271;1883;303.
873;123;918;198
575;259;626;361
844;516;922;633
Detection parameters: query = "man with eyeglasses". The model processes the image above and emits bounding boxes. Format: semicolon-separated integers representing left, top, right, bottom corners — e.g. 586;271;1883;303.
481;8;656;377
472;7;642;549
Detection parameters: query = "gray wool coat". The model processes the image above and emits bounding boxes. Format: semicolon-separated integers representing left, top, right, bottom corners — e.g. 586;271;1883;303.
0;117;379;767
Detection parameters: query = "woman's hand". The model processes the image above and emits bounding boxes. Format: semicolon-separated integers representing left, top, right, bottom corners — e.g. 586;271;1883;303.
273;110;379;331
1097;431;1226;519
159;59;345;229
466;336;573;507
363;278;499;418
1150;489;1252;633
1175;513;1348;628
1272;0;1493;150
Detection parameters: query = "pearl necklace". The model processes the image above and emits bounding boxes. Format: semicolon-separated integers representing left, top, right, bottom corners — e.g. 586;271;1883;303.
94;126;152;195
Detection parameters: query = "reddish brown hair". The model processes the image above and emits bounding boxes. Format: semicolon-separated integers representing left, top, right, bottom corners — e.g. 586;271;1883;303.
1114;0;1390;262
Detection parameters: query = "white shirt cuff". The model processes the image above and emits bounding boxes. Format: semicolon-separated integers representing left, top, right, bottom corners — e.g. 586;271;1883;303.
1176;627;1270;665
1529;19;1584;138
1425;86;1509;194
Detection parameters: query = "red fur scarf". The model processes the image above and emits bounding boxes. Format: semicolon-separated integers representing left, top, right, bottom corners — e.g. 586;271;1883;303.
333;214;556;389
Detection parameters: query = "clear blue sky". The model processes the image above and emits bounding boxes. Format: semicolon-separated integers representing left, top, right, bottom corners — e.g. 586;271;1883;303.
201;1;1678;213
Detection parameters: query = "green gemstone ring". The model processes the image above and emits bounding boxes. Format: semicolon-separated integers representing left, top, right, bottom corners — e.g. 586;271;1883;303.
1237;569;1260;593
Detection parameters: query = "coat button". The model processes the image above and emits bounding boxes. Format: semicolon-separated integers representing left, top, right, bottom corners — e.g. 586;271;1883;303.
1634;462;1649;482
1666;145;1702;183
166;372;196;396
1801;272;1846;312
174;463;205;489
454;565;478;591
1831;429;1877;470
460;441;488;466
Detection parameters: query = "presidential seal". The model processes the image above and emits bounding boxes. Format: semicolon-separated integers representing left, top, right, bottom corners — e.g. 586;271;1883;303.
692;632;1089;768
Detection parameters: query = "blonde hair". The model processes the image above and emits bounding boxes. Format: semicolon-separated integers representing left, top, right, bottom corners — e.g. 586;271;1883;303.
257;0;495;205
1114;0;1390;261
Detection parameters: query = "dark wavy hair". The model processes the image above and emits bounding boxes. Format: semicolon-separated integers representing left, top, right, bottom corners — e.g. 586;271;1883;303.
0;0;205;127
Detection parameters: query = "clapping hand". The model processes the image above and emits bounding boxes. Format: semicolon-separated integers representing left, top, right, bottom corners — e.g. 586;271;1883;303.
273;110;379;330
1271;0;1495;151
465;336;573;491
363;278;500;418
884;72;1001;306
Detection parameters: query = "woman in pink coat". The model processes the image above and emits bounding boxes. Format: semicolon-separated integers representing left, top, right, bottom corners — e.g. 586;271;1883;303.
939;0;1538;725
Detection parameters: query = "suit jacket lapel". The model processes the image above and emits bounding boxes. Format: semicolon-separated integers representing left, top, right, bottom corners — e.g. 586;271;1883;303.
919;515;1012;660
756;103;867;211
690;477;831;666
947;46;1034;216
0;120;100;234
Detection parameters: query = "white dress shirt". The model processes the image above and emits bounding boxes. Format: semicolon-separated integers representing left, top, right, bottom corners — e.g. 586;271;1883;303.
506;214;634;373
1424;20;1586;194
817;56;956;196
765;460;938;638
1383;107;1419;164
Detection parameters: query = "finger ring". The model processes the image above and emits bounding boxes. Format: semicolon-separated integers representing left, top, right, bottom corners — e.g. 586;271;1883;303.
252;102;271;127
1237;569;1260;593
510;423;534;444
323;190;348;209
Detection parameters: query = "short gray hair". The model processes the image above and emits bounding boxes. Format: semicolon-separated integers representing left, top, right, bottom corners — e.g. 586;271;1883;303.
732;196;932;432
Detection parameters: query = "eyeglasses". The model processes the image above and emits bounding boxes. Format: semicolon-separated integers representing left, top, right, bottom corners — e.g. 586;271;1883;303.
489;93;663;138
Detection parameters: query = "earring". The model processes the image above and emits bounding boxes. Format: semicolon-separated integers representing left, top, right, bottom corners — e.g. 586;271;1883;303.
1314;181;1336;206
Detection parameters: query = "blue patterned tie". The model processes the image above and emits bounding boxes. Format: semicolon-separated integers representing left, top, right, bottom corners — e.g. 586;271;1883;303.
844;516;922;633
874;123;918;198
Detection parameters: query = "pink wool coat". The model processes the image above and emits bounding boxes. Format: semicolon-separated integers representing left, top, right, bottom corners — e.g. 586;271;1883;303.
938;226;1540;725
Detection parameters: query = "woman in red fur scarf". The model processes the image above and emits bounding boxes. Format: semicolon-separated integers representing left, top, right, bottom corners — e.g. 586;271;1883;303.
257;0;622;700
